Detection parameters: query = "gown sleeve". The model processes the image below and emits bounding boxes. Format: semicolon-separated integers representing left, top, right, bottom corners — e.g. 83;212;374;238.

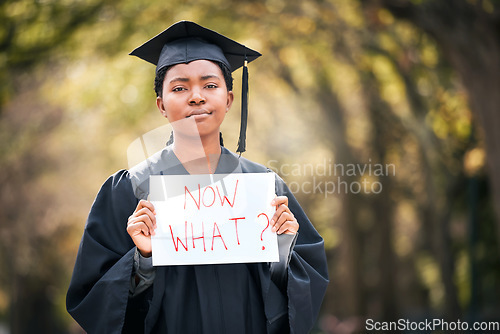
130;248;156;296
274;174;329;334
66;170;142;334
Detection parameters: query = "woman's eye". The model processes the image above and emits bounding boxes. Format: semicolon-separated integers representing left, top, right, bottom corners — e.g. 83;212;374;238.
206;84;218;89
172;87;185;92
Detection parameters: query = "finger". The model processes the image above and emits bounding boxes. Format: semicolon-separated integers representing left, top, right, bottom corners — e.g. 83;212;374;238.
270;205;292;230
272;211;294;233
137;199;156;215
128;214;156;236
270;196;288;208
133;207;157;228
128;212;154;226
127;221;152;237
277;219;299;235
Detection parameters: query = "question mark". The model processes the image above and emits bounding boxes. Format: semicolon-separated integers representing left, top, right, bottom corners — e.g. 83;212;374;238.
257;213;270;250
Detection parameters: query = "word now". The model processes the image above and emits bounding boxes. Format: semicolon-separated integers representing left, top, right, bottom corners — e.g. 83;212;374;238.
184;180;239;210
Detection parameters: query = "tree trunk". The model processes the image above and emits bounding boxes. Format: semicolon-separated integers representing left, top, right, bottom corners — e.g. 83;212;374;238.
375;0;500;262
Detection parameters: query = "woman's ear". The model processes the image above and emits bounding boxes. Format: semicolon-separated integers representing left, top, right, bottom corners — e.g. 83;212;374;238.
226;91;234;113
157;96;168;118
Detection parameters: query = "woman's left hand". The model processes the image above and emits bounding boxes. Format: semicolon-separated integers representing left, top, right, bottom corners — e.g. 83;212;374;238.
270;196;299;235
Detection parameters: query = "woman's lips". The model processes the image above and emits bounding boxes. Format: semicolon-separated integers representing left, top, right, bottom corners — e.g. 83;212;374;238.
187;109;212;117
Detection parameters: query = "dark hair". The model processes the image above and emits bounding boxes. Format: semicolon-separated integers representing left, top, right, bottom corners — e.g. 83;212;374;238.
154;61;233;97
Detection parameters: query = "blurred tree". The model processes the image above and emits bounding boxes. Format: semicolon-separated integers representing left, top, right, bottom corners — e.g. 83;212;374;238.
0;0;118;109
234;0;499;331
365;0;500;264
0;0;119;332
1;0;499;333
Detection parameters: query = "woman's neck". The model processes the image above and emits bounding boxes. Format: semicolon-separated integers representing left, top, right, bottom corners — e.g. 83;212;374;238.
172;132;222;174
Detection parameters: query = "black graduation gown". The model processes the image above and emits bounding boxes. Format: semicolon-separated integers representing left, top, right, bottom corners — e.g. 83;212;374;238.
66;146;329;334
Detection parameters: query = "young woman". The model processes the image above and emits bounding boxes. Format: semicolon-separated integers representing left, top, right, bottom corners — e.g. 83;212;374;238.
67;21;328;334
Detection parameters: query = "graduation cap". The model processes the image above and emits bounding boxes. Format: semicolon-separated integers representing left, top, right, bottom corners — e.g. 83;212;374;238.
129;21;262;154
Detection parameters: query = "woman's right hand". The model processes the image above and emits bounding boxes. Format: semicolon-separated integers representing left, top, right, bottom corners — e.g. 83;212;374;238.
127;200;157;257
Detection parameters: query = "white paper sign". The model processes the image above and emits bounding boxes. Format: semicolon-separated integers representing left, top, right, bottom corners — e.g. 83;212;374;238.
150;173;278;266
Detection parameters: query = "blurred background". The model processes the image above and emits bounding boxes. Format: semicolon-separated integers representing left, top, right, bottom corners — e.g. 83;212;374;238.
1;0;500;333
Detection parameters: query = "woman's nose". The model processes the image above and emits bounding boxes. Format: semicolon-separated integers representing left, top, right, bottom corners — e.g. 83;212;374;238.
189;88;205;105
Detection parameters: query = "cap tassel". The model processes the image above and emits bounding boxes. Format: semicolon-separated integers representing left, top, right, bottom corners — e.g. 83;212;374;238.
237;59;249;154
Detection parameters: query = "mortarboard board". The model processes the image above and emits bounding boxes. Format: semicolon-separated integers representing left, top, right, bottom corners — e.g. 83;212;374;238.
129;21;262;154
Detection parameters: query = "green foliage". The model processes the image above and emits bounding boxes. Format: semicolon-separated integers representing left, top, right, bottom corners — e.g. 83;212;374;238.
1;0;499;332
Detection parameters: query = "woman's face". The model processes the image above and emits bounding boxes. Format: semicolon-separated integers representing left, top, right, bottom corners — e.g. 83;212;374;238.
156;59;234;141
